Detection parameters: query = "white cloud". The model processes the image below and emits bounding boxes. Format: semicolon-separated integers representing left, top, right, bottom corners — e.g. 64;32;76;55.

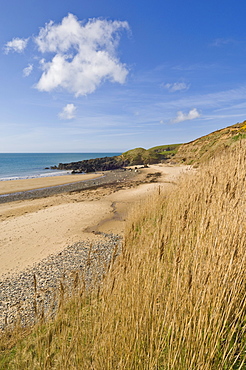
59;103;77;120
210;38;236;47
172;108;201;123
33;14;129;96
163;82;190;92
23;64;33;77
4;37;29;54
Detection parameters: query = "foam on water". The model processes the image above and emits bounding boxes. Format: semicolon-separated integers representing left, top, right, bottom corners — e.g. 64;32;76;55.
0;170;73;182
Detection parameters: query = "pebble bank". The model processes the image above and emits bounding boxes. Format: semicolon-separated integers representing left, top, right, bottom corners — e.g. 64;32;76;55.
0;233;122;331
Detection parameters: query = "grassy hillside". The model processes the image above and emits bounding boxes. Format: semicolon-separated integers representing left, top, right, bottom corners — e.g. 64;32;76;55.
120;121;246;167
120;144;181;165
1;137;245;368
174;120;246;165
148;143;181;157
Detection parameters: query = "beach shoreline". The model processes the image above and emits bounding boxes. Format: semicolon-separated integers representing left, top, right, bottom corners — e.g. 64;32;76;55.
0;163;192;331
0;164;191;278
0;169;137;203
0;172;103;196
0;168;138;276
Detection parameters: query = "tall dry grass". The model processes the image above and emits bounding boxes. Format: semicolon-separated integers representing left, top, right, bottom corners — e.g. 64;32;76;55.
1;140;245;369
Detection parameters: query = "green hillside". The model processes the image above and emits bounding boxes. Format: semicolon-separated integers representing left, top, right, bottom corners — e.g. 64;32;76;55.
120;121;246;166
120;144;181;165
174;120;246;164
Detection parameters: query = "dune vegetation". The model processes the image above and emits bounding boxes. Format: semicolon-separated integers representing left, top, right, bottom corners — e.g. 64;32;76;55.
0;136;246;369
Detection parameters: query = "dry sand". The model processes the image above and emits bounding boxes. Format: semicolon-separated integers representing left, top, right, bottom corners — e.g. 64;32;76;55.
0;164;191;278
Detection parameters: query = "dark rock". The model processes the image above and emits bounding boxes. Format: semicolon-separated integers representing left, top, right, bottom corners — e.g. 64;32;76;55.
71;169;83;174
51;156;129;173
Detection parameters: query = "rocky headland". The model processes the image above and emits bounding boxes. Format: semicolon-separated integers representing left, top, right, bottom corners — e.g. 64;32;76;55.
50;156;129;173
49;146;179;173
50;121;246;173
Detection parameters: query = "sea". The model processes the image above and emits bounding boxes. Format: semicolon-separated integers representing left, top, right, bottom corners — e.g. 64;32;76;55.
0;153;121;181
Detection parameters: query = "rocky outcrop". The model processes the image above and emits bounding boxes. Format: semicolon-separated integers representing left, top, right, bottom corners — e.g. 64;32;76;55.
50;156;129;173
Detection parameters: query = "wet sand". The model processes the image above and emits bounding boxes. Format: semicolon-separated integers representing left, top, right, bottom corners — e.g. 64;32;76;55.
0;173;104;195
0;170;137;203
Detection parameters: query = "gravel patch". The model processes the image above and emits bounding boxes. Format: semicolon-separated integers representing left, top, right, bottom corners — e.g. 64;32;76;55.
0;233;122;332
0;169;137;204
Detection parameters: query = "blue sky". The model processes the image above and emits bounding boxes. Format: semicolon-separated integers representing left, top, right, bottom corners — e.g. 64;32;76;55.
1;0;246;152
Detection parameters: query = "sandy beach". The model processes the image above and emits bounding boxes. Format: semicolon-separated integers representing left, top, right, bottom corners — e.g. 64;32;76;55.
0;164;190;278
0;173;103;195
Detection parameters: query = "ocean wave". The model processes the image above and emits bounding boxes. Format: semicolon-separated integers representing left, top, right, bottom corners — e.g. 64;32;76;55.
0;171;73;182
